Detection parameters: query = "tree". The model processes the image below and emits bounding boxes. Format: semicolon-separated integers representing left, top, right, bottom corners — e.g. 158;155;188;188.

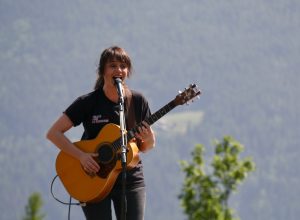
179;136;255;220
23;192;45;220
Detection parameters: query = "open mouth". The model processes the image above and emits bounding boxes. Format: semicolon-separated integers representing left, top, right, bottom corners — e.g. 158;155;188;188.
113;76;124;82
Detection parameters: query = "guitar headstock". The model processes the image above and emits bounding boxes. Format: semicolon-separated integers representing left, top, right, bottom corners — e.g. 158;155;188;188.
174;84;201;106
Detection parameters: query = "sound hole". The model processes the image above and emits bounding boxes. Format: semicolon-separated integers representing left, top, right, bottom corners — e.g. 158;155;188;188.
97;143;114;164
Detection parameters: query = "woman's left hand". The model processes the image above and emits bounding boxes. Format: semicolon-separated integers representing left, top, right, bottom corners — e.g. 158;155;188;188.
135;121;155;152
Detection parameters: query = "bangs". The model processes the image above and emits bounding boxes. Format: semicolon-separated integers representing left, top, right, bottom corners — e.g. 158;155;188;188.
108;52;130;65
103;47;131;68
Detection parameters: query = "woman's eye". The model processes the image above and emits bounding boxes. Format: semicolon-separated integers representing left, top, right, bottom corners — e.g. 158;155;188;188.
108;63;127;69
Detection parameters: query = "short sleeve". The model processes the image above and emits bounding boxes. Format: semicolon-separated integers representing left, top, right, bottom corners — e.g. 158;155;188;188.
64;96;88;126
132;90;151;123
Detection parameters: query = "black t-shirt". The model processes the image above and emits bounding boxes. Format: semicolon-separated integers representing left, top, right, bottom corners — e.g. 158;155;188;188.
64;88;151;189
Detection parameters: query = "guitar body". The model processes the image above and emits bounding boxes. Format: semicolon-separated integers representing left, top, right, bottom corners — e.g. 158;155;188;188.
56;123;140;203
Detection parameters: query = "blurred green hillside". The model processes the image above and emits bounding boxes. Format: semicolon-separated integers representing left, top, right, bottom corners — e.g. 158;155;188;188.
0;0;299;219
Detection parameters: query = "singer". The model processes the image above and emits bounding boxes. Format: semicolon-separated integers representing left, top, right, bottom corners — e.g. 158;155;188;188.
46;46;155;220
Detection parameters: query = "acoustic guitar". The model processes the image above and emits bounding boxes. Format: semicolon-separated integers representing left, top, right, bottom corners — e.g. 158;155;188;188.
56;84;201;202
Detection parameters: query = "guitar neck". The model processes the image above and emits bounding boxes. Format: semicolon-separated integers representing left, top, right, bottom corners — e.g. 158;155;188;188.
112;83;200;149
127;99;177;140
146;100;177;126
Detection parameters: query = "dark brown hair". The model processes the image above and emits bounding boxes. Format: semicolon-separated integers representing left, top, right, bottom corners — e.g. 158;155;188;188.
94;46;133;90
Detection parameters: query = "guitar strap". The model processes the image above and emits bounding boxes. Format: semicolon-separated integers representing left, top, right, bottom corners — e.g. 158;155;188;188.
125;88;143;148
125;89;136;130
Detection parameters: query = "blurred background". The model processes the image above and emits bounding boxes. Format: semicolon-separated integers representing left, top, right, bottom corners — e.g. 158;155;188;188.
0;0;299;219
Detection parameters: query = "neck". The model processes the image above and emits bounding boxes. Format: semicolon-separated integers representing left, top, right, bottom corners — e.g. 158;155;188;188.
103;84;119;103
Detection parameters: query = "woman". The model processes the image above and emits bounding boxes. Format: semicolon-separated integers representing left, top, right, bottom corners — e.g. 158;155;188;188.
47;46;155;220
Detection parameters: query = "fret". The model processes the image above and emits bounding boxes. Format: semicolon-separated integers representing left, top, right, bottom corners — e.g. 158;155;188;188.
151;114;159;122
145;117;153;125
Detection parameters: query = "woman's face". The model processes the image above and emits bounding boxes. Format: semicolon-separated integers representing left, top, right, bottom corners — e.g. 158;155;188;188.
103;59;129;87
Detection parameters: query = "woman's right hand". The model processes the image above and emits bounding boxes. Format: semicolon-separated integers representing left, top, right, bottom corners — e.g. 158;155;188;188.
79;152;100;174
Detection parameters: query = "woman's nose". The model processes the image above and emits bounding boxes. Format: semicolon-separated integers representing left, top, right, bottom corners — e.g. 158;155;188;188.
115;66;122;72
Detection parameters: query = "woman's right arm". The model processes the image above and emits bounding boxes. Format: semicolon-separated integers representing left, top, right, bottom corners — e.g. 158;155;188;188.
46;113;99;173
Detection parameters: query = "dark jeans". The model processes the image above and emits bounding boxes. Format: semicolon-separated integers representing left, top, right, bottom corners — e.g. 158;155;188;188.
82;186;146;220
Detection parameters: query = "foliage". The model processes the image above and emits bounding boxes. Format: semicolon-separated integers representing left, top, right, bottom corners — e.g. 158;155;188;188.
179;136;255;220
23;192;45;220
